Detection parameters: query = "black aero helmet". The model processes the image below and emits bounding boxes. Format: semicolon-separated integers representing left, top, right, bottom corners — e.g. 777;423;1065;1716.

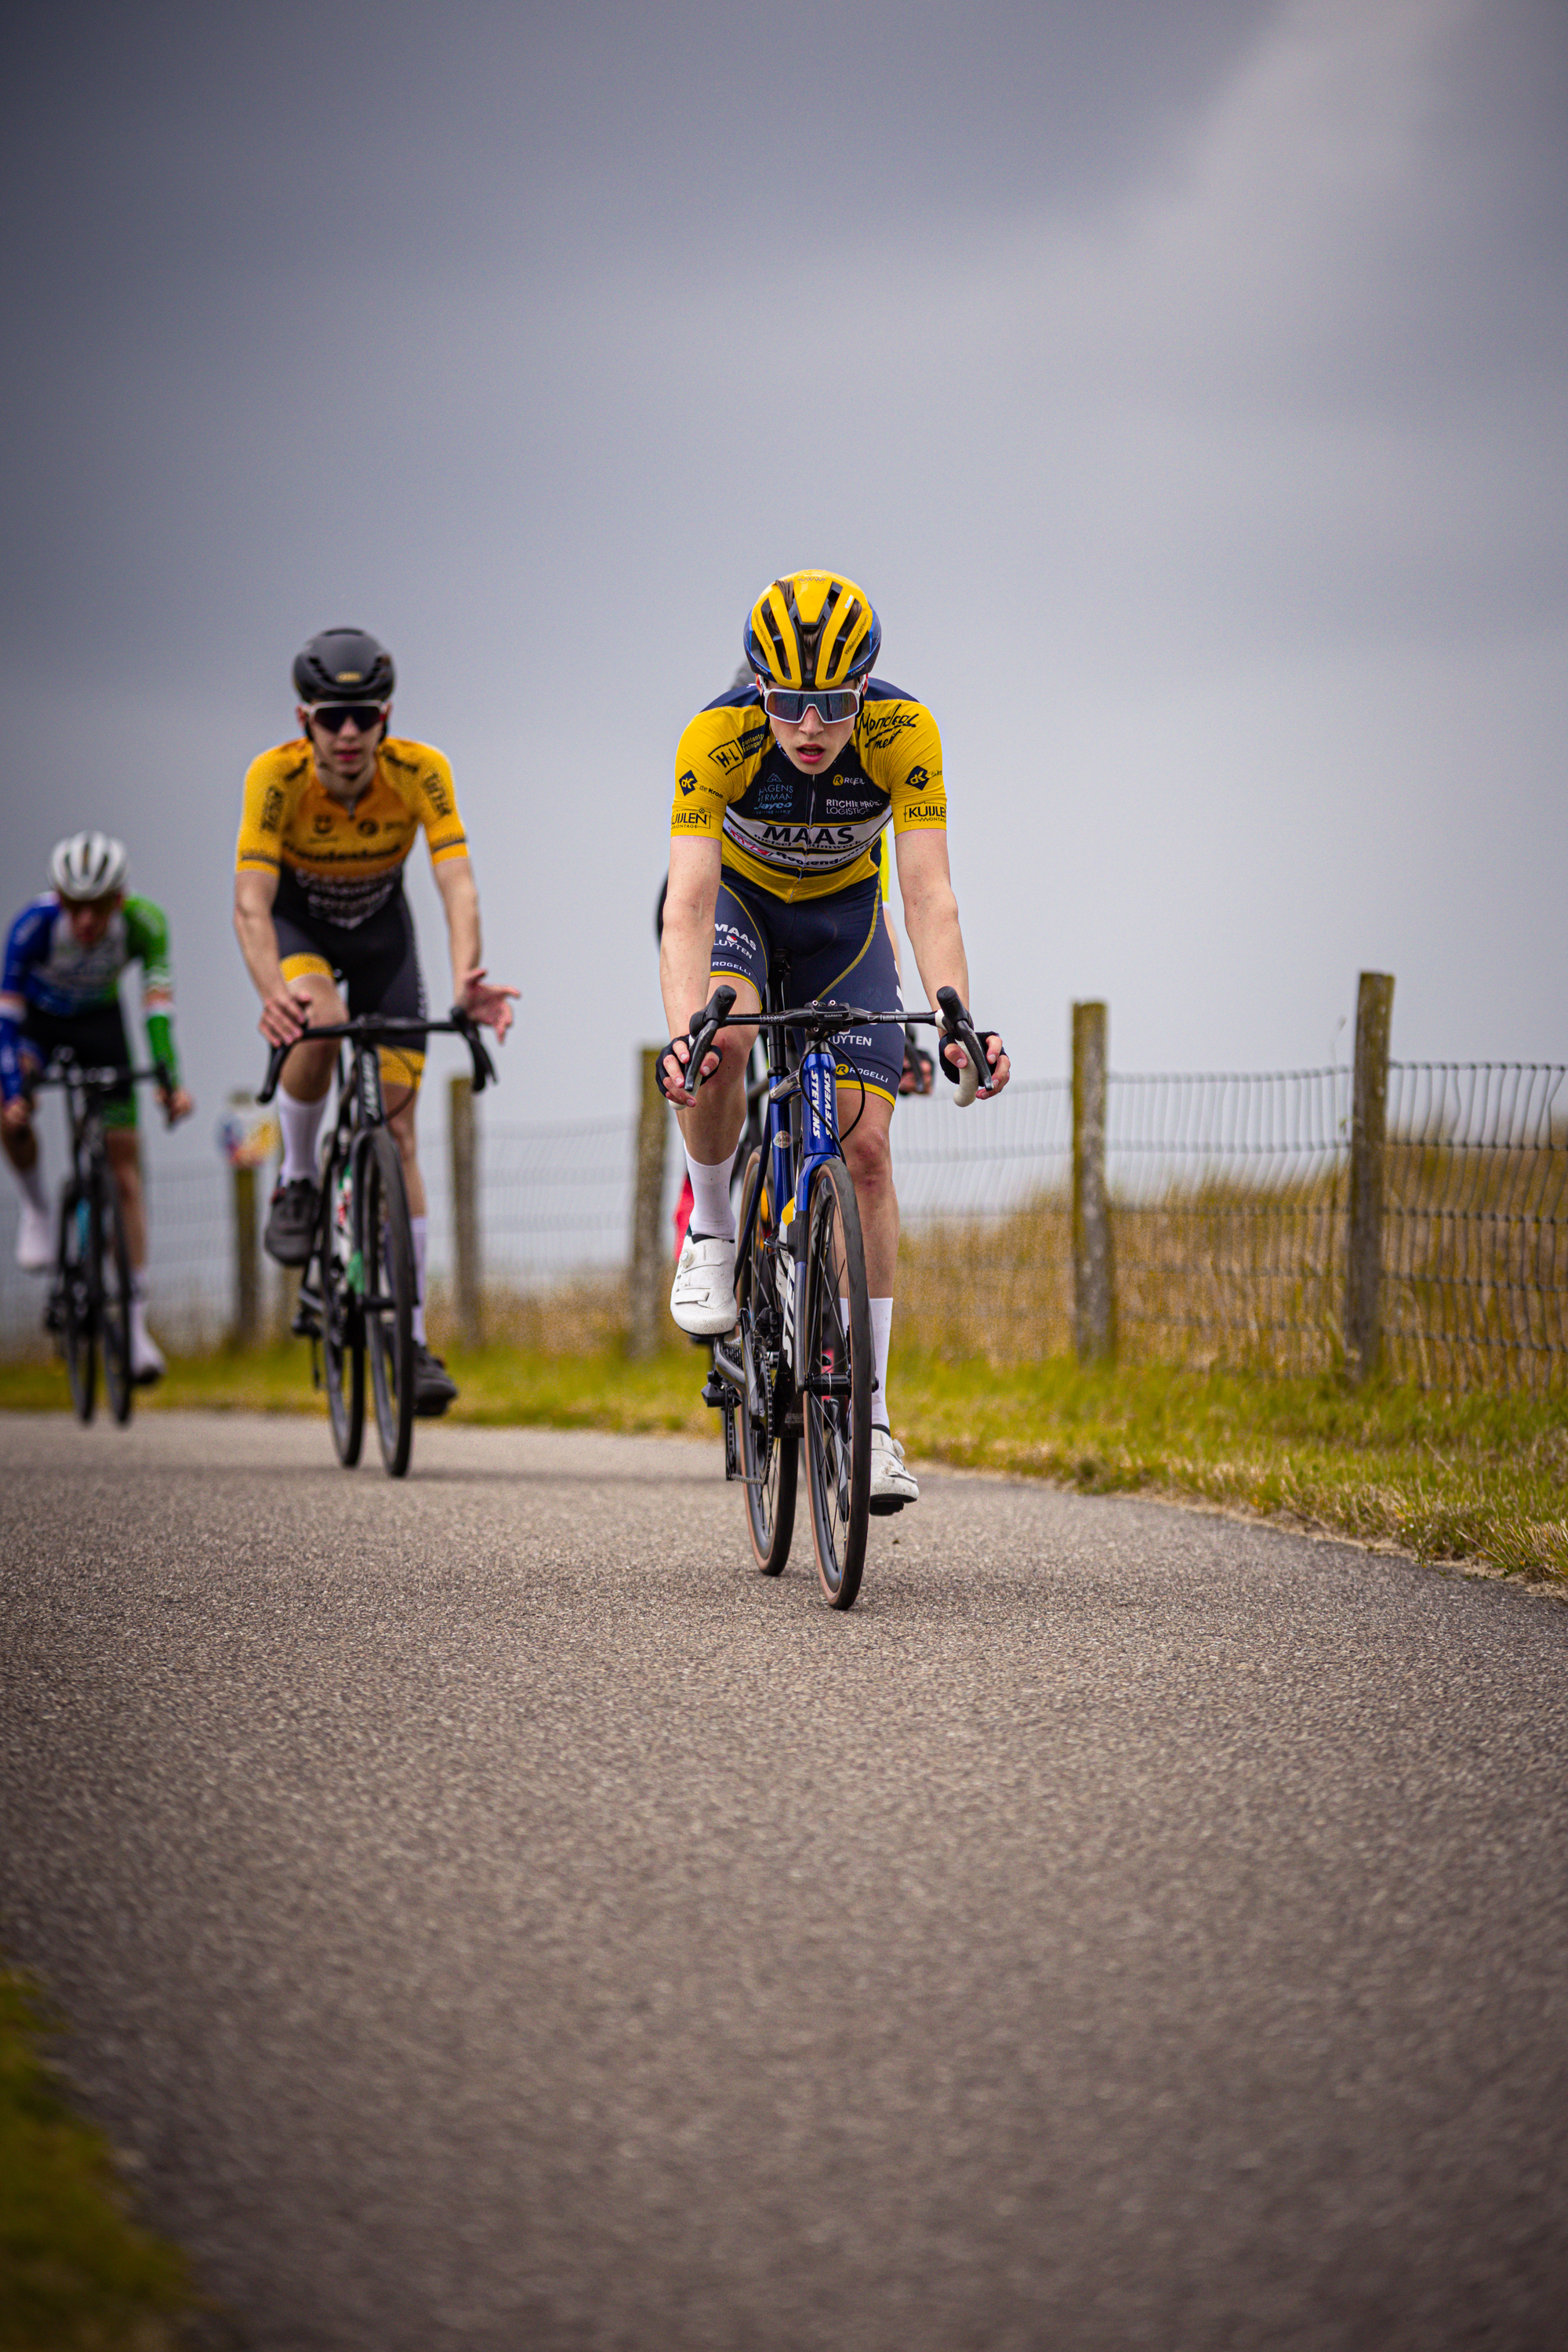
292;627;395;705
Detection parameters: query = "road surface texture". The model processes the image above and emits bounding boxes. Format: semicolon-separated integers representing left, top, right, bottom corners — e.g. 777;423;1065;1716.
2;1410;1566;2351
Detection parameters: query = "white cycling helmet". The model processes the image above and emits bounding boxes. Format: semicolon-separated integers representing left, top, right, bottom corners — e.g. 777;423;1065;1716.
50;832;129;902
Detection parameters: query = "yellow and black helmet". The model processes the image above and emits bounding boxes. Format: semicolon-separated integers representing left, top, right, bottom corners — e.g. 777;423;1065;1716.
743;571;882;691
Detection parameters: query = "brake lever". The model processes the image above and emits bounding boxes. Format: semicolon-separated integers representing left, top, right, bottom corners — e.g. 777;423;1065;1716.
682;984;737;1100
257;1035;295;1106
935;985;985;1108
450;1005;499;1094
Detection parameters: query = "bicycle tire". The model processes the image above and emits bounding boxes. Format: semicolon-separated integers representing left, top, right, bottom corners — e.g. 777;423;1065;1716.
363;1126;416;1477
800;1156;872;1608
319;1135;365;1468
98;1168;133;1425
735;1147;797;1575
57;1183;96;1425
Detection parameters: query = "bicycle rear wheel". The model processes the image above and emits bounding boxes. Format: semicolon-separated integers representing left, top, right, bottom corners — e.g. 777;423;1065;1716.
800;1156;872;1608
98;1170;133;1425
735;1147;797;1575
319;1137;365;1468
363;1127;416;1477
57;1184;96;1425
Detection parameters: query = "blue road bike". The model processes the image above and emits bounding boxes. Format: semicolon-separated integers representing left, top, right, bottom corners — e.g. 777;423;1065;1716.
34;1053;171;1426
686;976;988;1610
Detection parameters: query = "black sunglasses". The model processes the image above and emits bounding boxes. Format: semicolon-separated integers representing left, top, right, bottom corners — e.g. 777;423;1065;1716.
308;702;387;734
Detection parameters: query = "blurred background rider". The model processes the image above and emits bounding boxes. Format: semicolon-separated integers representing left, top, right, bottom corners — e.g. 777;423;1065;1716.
234;627;516;1417
0;832;194;1381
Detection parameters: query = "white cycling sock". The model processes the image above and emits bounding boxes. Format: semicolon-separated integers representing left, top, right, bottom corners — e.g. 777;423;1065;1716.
11;1154;48;1214
869;1296;894;1425
684;1145;738;1243
278;1088;328;1185
410;1214;428;1346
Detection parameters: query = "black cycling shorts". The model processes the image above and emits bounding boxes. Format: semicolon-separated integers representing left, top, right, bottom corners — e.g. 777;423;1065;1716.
18;1001;137;1128
274;878;428;1091
710;868;904;1106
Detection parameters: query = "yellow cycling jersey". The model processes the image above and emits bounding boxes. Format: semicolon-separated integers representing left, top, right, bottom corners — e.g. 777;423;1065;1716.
235;735;468;929
670;677;946;904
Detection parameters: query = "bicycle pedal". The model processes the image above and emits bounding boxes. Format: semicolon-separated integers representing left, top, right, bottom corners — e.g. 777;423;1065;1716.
701;1367;729;1410
292;1301;321;1340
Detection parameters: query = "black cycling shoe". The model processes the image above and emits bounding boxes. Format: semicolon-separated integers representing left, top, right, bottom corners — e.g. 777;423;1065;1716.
412;1341;459;1418
263;1176;320;1267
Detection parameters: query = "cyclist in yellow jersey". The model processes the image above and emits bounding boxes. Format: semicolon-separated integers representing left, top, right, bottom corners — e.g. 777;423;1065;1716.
234;628;516;1416
659;572;1008;1512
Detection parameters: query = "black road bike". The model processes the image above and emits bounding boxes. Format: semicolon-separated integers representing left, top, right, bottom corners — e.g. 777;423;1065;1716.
685;978;989;1609
259;1011;496;1477
34;1053;171;1426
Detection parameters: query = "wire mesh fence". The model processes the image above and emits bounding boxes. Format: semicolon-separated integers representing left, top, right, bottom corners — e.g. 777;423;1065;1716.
891;1080;1073;1359
1381;1063;1568;1394
1105;1067;1351;1377
1;1053;1563;1396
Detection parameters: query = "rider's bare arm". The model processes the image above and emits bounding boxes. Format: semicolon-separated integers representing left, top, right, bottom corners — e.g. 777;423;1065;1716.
433;856;516;1037
895;829;1010;1094
234;867;314;1047
659;836;726;1094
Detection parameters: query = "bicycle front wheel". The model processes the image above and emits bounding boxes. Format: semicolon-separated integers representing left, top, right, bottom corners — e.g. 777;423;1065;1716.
57;1184;96;1425
735;1147;797;1576
319;1138;365;1468
363;1127;416;1477
98;1169;133;1425
800;1156;872;1609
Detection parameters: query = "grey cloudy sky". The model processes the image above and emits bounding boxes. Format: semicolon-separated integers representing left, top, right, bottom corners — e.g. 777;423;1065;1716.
2;0;1564;1156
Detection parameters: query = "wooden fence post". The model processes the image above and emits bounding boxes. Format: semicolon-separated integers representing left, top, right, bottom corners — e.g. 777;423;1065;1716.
1346;970;1395;1381
449;1072;481;1353
628;1045;668;1359
231;1161;259;1348
1073;1000;1114;1365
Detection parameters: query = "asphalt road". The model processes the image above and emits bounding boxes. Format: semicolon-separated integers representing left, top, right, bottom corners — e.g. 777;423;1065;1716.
2;1410;1566;2351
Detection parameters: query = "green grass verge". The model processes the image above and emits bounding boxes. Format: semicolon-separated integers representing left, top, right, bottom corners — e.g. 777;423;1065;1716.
3;1341;1563;1584
0;1966;198;2350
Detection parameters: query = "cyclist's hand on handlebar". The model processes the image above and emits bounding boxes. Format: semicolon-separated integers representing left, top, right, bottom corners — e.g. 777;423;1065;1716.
938;1029;1010;1098
935;987;1010;1102
655;985;739;1106
457;965;518;1041
258;982;315;1049
159;1084;194;1128
1;1095;31;1134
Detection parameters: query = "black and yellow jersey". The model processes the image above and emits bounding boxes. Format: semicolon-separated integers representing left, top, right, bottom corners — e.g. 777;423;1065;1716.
670;677;946;904
236;736;469;929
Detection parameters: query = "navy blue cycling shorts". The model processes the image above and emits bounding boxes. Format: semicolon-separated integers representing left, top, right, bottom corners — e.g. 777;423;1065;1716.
710;868;905;1106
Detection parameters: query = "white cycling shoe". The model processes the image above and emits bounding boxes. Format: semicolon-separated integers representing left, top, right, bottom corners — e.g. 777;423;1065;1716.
129;1309;166;1385
15;1198;53;1272
670;1231;739;1337
869;1425;919;1514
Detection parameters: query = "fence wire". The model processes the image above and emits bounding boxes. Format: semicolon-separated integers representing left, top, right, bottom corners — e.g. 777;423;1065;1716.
892;1080;1073;1359
1382;1063;1568;1394
1106;1068;1351;1377
1;1058;1563;1396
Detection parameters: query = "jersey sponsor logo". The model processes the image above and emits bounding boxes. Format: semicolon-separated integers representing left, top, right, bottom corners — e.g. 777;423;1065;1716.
751;776;797;815
425;778;452;818
671;809;710;829
859;709;916;750
758;822;858;853
710;724;769;774
905;798;946;824
357;818;379;836
260;785;285;835
313;812;334;835
677;770;697;796
904;764;930;789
